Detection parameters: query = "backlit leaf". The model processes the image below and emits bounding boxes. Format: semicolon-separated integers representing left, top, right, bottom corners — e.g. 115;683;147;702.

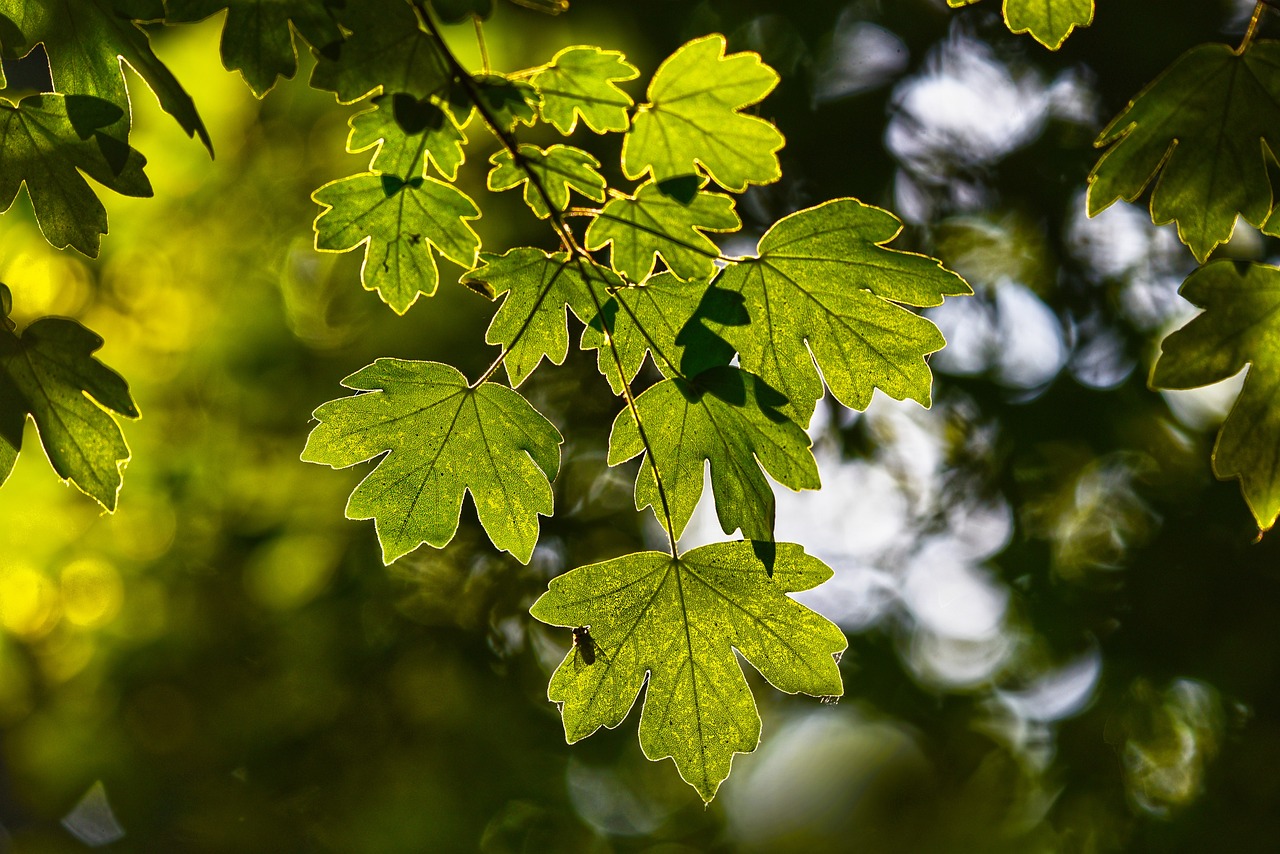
946;0;1093;50
529;540;846;802
310;0;450;103
623;34;783;192
609;365;819;542
1150;261;1280;531
0;0;211;150
312;174;480;315
0;290;139;510
301;359;562;563
710;199;969;425
0;94;152;257
348;93;468;180
487;144;605;219
585;177;739;283
1088;41;1280;263
472;75;540;131
530;45;638;134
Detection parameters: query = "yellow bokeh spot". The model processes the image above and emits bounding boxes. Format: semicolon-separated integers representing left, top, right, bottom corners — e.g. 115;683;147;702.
0;565;61;639
60;558;125;628
244;533;342;611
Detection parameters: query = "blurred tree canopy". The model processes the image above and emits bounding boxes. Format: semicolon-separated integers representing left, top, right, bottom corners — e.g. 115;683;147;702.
2;0;1280;851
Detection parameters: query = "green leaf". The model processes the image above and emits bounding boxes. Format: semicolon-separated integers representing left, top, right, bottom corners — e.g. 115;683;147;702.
946;0;1093;50
1150;261;1280;531
429;0;493;23
530;45;638;134
710;198;970;425
487;144;605;219
585;177;739;283
301;359;562;564
310;0;450;104
609;366;819;542
461;249;621;387
0;308;140;510
0;94;152;257
579;272;746;395
1088;42;1280;264
623;34;783;192
472;75;540;131
0;0;211;151
348;93;468;180
529;540;846;802
165;0;343;97
312;173;480;315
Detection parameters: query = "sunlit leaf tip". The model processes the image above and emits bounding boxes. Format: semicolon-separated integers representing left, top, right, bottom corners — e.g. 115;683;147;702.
945;0;1093;49
301;359;562;564
529;540;846;801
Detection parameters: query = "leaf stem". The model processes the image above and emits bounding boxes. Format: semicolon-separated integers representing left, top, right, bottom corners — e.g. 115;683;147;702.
473;16;491;74
417;3;682;557
1239;1;1267;54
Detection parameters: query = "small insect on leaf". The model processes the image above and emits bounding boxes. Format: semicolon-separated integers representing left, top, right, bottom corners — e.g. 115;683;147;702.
572;625;603;666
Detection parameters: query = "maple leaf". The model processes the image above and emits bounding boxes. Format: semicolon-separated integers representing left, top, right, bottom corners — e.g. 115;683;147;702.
709;198;970;425
348;93;468;180
472;75;540;131
530;45;638;134
312;173;480;315
310;0;450;104
1088;41;1280;263
487;144;605;219
610;366;820;542
1150;261;1280;531
584;177;739;283
461;249;620;387
0;94;152;257
947;0;1093;50
623;34;783;192
530;540;846;802
165;0;343;97
0;285;139;510
301;359;562;563
0;0;211;150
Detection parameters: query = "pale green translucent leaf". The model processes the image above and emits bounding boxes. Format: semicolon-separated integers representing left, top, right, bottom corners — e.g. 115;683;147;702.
623;34;783;192
301;359;562;563
0;0;210;150
312;173;480;315
461;249;621;387
585;177;739;283
609;366;820;542
165;0;342;97
710;198;970;425
530;540;846;802
310;0;450;103
530;45;638;134
0;94;152;257
487;144;605;219
1088;42;1280;263
946;0;1093;49
579;272;744;395
348;93;468;180
1150;261;1280;531
0;298;139;510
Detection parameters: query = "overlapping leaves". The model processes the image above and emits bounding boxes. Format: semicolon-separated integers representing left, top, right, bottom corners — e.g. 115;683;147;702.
530;540;846;802
1089;41;1280;263
487;144;605;219
301;359;562;563
1150;262;1280;531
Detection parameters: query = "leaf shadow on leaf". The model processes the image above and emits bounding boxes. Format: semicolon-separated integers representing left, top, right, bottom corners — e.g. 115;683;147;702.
675;284;748;376
387;93;449;136
656;175;702;204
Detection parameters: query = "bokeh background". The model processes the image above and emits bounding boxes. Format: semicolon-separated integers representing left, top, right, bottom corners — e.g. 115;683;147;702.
3;0;1280;850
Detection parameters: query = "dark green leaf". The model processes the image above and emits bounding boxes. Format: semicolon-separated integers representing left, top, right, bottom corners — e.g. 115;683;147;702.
165;0;343;97
0;310;139;510
1150;261;1280;531
0;94;152;257
530;45;638;134
710;199;970;424
312;173;480;315
1088;41;1280;263
487;144;605;219
529;540;846;802
623;34;782;192
348;93;468;180
609;365;820;542
585;177;739;283
301;359;562;563
310;0;450;104
429;0;493;23
0;0;210;150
